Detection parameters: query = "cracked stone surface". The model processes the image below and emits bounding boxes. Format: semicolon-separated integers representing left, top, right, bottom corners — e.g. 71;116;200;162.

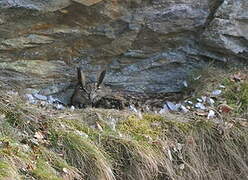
0;0;247;104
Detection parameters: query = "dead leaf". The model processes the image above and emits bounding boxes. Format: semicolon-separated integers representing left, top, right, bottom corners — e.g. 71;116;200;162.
239;121;248;127
218;104;233;113
95;122;103;132
194;110;208;116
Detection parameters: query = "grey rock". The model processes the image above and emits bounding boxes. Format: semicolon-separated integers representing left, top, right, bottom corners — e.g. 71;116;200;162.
72;0;103;6
159;104;169;114
0;0;247;102
200;0;248;62
166;101;181;111
0;35;54;50
25;94;38;104
0;0;70;12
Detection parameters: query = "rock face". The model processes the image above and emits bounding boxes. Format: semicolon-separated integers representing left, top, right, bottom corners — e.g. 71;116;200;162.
200;0;248;62
0;0;247;104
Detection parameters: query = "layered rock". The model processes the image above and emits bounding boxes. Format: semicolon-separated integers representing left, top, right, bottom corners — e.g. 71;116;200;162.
0;0;247;104
200;0;248;62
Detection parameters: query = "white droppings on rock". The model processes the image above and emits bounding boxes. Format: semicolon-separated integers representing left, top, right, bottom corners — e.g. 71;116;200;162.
54;104;65;110
195;103;206;110
25;94;36;104
207;110;215;119
206;97;215;106
33;93;47;101
219;84;225;89
212;90;222;96
183;80;188;87
193;75;201;80
185;100;193;105
70;105;75;111
47;95;56;104
129;105;138;113
201;96;207;102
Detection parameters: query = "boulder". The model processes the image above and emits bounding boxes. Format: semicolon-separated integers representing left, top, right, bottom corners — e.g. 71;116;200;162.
0;0;247;103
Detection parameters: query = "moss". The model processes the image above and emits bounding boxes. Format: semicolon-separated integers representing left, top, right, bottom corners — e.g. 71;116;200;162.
163;120;193;134
32;159;62;180
117;113;194;141
117;115;163;141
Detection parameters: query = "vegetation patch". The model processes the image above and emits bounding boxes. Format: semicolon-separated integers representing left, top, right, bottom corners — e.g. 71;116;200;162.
0;67;248;180
223;79;248;113
117;114;165;141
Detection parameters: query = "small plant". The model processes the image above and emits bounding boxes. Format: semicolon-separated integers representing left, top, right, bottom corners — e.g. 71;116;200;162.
223;79;248;113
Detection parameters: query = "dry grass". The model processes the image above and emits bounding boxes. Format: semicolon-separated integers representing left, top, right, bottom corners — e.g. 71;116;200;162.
0;67;248;180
